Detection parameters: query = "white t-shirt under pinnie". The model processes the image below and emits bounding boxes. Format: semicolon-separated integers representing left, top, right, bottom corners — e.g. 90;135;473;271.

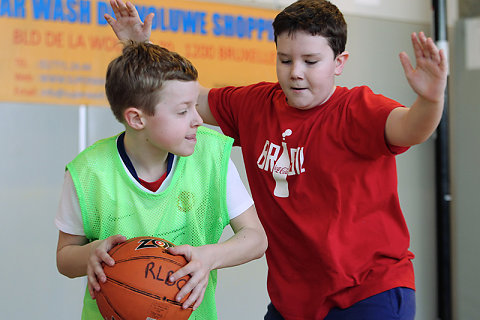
55;154;253;236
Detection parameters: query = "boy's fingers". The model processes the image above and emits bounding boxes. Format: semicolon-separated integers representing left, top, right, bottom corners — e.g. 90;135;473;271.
116;0;129;17
419;32;439;62
181;290;197;309
176;278;197;305
167;246;194;281
439;49;448;71
91;259;107;283
428;38;444;65
399;52;413;76
182;280;206;310
88;283;96;299
191;288;206;310
95;247;115;267
418;31;428;48
168;244;191;257
175;281;194;304
126;1;139;18
110;0;120;17
410;32;423;59
111;234;127;247
104;14;116;26
144;13;155;32
174;267;204;300
424;37;437;61
169;263;192;283
87;271;101;291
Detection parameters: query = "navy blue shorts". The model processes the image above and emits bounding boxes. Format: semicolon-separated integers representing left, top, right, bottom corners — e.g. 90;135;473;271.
264;287;415;320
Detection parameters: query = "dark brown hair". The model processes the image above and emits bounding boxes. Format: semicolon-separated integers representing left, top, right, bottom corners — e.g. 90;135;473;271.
272;0;347;57
105;41;198;122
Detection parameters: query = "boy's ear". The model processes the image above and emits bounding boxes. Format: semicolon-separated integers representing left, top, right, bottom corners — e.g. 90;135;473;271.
124;107;145;130
334;51;349;76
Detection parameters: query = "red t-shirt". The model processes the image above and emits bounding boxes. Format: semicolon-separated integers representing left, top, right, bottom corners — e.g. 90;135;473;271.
209;82;415;320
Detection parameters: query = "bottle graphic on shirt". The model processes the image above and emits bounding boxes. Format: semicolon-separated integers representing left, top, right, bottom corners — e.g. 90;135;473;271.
273;129;292;198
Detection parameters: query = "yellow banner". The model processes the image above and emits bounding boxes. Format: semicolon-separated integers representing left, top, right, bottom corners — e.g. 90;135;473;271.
0;0;278;106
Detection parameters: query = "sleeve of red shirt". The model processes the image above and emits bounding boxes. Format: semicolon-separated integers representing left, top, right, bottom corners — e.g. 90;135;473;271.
208;86;244;145
208;82;277;147
343;86;409;157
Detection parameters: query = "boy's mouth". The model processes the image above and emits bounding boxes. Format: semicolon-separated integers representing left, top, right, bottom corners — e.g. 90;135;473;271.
185;134;197;141
291;87;307;91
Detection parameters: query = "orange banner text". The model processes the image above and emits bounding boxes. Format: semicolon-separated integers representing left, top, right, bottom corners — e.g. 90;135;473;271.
0;0;279;106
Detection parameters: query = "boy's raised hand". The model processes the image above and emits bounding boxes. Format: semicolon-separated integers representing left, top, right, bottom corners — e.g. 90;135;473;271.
399;31;448;104
86;234;126;299
104;0;153;42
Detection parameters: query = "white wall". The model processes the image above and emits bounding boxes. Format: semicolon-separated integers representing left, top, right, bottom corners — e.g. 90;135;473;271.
207;0;459;25
451;17;480;320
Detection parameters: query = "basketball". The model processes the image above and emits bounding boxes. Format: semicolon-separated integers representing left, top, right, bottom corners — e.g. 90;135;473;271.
96;236;193;320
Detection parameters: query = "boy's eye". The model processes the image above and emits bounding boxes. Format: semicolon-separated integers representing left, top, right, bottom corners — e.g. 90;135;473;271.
280;59;291;64
305;60;318;65
178;110;187;115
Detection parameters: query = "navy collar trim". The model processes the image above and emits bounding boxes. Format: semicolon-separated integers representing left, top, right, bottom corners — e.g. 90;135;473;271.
117;132;174;182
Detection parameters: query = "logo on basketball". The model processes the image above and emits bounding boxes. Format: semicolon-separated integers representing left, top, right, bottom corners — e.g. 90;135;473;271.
135;238;174;250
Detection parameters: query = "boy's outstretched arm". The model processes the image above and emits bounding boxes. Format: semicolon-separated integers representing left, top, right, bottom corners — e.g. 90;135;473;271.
385;31;448;147
167;205;267;310
105;0;218;126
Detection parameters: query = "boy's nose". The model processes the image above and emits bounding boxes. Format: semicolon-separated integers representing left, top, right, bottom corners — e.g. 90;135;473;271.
191;108;204;127
290;62;303;79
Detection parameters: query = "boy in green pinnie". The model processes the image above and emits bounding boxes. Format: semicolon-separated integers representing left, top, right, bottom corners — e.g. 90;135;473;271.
55;42;267;320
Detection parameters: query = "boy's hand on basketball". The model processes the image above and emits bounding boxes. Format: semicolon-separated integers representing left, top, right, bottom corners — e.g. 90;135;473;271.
168;245;216;310
104;0;153;42
86;234;127;299
399;31;448;104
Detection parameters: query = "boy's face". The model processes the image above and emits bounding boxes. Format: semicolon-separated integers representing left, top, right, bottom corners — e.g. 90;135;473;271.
142;80;203;157
276;31;347;110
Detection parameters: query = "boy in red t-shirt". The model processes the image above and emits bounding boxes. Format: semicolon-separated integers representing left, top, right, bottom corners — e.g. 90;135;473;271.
106;0;447;319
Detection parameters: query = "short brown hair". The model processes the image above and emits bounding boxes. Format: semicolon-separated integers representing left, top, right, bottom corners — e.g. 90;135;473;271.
105;41;198;122
272;0;347;58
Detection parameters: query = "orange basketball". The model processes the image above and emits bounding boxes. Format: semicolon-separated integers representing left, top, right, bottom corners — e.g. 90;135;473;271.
96;237;193;320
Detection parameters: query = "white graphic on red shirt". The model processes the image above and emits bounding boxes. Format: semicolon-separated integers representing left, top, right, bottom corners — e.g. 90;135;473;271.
256;129;305;198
